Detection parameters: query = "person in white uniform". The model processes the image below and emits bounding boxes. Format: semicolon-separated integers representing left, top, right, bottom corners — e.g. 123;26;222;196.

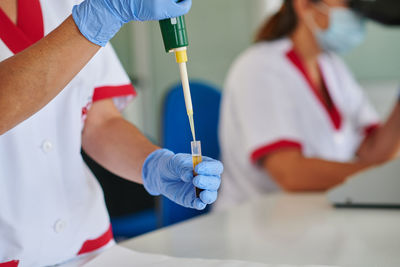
0;0;192;134
216;0;400;210
0;0;223;266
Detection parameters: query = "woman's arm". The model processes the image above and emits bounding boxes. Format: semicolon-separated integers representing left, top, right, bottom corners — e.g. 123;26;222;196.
262;149;371;192
357;102;400;164
262;99;400;192
82;99;159;184
0;16;99;135
0;0;192;135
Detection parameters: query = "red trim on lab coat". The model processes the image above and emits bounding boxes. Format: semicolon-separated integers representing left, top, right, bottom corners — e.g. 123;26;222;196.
364;123;380;137
77;225;114;255
251;140;303;164
0;0;44;54
0;260;19;267
92;84;137;102
17;0;44;43
286;49;342;130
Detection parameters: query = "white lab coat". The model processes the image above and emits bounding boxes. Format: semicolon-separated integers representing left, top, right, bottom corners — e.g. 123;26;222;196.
0;0;135;266
215;39;379;210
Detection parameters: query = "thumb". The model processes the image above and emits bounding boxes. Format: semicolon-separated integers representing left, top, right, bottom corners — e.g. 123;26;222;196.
170;153;194;182
169;0;192;17
180;168;194;183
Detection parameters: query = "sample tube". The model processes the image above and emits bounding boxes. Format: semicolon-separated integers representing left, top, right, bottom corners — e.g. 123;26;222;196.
191;141;203;198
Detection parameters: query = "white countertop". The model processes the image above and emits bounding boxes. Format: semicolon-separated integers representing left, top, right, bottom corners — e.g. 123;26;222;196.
122;193;400;267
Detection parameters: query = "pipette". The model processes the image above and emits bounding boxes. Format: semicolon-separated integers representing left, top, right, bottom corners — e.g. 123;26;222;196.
159;15;197;141
160;14;203;196
175;49;196;141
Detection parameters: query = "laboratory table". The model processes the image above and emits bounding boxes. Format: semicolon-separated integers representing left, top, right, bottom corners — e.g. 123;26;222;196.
122;193;400;267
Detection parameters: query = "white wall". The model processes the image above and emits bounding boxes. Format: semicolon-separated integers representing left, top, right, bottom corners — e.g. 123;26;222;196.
344;22;400;81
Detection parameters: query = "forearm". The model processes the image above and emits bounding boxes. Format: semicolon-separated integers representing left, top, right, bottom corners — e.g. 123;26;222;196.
82;117;159;184
358;102;400;164
0;16;100;134
264;152;370;192
280;158;368;191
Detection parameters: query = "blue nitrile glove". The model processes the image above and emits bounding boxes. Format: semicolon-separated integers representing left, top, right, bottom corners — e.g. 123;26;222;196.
72;0;192;46
142;149;223;210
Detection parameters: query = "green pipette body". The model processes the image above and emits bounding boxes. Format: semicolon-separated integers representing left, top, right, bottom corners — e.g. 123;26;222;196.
159;16;188;53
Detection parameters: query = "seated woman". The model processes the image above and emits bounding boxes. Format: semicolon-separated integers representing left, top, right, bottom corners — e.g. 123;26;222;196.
215;0;400;209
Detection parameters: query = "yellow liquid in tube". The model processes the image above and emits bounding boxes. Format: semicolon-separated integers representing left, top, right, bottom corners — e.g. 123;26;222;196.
193;155;203;197
191;141;203;198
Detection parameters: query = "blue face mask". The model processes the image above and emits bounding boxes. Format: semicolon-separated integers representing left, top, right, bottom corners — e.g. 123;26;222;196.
310;7;367;54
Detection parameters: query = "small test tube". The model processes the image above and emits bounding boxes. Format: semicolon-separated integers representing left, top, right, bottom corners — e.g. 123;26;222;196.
191;141;203;198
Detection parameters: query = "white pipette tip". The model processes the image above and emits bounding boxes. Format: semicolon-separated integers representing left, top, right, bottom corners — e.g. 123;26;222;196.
188;113;196;142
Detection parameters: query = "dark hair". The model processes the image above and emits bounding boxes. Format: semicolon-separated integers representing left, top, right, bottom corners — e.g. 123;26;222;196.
254;0;320;43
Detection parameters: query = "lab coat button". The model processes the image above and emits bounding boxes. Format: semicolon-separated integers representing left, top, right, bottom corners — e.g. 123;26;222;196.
41;140;53;153
54;219;66;233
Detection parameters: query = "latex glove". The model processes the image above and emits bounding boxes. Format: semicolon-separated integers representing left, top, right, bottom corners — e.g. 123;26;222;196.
72;0;192;46
143;149;223;210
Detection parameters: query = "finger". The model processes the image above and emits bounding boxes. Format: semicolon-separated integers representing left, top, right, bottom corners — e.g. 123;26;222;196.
174;0;192;11
195;160;224;176
193;175;221;191
169;0;192;17
172;154;194;182
199;190;218;204
192;198;207;210
180;169;194;183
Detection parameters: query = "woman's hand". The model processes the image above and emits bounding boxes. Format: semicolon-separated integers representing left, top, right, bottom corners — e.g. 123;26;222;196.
72;0;192;46
142;149;223;210
357;101;400;166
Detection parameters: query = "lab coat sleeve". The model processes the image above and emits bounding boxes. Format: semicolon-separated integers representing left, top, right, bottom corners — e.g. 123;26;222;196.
337;58;381;136
91;43;136;111
227;57;304;165
354;90;380;136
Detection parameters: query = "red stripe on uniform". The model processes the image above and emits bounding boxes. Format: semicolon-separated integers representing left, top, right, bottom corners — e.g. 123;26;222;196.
77;225;114;255
0;8;31;54
251;140;302;164
17;0;44;43
92;84;136;102
286;49;342;130
0;260;19;267
364;123;380;136
0;0;44;54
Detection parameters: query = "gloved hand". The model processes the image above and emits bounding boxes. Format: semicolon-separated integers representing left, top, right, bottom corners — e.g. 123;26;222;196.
72;0;192;46
142;149;223;210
